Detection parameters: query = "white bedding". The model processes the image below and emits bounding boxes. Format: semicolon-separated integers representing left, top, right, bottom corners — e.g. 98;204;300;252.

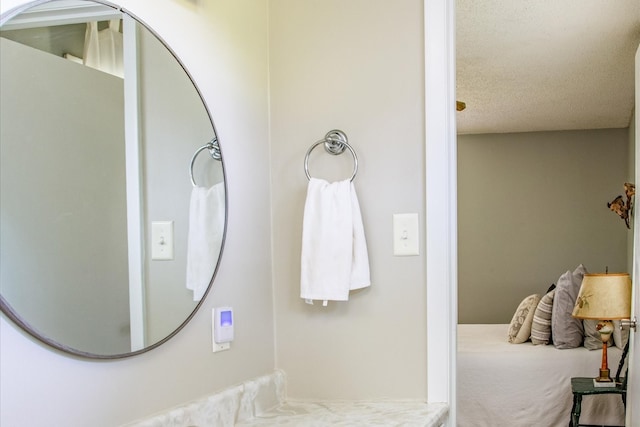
458;324;625;427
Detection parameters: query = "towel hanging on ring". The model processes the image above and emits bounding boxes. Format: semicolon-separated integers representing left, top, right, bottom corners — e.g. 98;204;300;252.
300;178;370;306
186;183;225;301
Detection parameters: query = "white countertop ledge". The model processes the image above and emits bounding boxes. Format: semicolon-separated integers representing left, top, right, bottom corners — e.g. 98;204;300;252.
126;370;449;427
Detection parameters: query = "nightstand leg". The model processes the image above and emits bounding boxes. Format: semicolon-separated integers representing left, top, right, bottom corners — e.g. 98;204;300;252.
570;394;582;427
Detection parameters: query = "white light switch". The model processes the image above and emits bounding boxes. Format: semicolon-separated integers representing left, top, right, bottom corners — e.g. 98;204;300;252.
393;213;419;256
151;221;174;260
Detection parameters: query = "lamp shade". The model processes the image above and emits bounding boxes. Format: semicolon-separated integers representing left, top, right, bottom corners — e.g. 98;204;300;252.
572;273;631;320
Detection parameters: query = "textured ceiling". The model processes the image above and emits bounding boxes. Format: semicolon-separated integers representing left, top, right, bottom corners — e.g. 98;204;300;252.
456;0;640;135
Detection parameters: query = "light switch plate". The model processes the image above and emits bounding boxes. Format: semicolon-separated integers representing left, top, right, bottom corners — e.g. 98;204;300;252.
393;213;419;256
151;221;174;260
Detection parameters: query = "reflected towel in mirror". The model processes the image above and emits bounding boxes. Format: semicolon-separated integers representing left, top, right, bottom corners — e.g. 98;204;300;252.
186;183;225;301
300;178;370;306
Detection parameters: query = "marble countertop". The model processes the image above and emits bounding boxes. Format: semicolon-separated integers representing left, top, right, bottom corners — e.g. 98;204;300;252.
237;400;449;426
125;370;448;427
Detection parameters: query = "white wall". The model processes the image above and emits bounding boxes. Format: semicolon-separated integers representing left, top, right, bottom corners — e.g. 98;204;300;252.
628;109;636;272
458;128;630;324
0;1;273;426
1;0;446;422
269;0;428;400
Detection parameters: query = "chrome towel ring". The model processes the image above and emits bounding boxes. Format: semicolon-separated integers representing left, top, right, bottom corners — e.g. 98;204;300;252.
190;138;220;187
304;129;358;182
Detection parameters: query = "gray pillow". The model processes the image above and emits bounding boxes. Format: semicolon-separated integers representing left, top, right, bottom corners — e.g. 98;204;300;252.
551;264;587;349
612;320;630;349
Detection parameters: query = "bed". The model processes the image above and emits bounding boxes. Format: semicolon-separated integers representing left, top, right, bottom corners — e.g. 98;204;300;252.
458;324;626;427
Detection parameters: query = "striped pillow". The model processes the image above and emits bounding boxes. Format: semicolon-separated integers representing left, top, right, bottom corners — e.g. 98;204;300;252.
531;289;555;345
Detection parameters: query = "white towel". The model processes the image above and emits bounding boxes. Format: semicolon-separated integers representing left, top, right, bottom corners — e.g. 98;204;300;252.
186;183;225;301
300;178;370;305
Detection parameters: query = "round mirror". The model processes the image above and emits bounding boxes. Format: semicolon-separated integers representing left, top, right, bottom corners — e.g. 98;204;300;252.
0;0;226;358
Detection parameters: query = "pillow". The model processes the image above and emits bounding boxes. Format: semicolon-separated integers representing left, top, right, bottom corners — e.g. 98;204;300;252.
583;320;613;350
572;264;587;286
612;320;630;349
508;294;541;344
551;264;587;349
531;289;555;345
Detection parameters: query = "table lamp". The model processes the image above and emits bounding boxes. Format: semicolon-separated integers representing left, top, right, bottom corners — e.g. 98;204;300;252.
572;273;631;382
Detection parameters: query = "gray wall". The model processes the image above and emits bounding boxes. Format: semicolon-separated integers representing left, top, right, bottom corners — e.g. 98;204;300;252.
458;128;630;324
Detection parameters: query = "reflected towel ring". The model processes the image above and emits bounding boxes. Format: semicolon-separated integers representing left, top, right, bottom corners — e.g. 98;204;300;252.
304;130;358;182
190;138;220;187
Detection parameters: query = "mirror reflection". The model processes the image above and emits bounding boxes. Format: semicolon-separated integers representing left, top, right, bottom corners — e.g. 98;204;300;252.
0;0;225;358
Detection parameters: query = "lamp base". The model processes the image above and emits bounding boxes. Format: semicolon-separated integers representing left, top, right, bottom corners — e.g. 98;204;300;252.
593;379;617;387
595;321;614;383
595;368;612;382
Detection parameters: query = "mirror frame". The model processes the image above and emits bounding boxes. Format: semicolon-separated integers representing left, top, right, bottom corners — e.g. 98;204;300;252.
0;0;227;359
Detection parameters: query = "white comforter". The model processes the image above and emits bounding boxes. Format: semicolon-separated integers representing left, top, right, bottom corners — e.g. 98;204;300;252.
457;324;625;427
